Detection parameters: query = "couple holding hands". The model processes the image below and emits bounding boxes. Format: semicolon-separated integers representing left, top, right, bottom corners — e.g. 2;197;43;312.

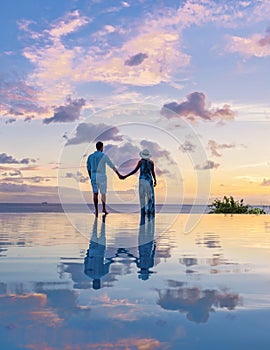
87;141;156;217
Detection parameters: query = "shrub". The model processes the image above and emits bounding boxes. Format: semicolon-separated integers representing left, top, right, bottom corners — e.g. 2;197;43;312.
208;196;266;214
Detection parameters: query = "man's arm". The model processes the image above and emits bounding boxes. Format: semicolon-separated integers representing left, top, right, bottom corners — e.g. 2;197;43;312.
151;161;157;187
87;156;91;179
104;154;122;179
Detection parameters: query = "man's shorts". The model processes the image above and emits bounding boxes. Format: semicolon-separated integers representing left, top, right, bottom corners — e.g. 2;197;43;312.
91;174;107;194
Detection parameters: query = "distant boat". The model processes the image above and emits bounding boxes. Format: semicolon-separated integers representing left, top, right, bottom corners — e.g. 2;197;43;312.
41;201;48;205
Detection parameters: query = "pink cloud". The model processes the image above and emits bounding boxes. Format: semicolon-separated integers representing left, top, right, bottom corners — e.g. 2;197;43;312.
226;27;270;57
261;178;270;186
14;0;270;116
46;10;89;39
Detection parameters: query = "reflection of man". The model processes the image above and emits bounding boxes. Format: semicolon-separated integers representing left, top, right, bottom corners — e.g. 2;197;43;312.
87;141;122;216
136;215;156;280
84;215;113;290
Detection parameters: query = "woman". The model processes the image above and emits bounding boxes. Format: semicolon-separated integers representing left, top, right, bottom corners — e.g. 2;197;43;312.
123;149;157;215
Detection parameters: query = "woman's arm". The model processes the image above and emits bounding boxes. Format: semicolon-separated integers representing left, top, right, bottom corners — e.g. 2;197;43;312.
151;161;157;186
123;160;142;179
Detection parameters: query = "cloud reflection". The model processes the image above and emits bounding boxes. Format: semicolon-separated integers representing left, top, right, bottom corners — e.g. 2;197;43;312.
157;282;242;324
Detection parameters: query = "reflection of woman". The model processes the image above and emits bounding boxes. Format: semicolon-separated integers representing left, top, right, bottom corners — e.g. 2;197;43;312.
136;214;156;280
123;149;156;215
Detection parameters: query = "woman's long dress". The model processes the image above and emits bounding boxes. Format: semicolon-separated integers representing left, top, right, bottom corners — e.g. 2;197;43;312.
139;159;155;215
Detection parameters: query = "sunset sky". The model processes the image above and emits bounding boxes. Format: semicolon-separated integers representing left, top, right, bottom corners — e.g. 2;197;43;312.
1;0;270;205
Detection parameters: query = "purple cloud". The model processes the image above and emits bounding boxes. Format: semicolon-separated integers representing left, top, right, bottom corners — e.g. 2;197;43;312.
0;183;28;193
43;97;86;124
1;175;53;184
261;178;270;186
0;153;36;164
140;140;175;164
8;170;22;176
104;141;175;175
104;143;141;169
24;116;34;122
157;284;240;324
125;53;148;66
179;140;196;153
5;118;16;124
195;160;220;170
66;123;123;145
65;171;88;183
208;140;235;157
161;92;236;122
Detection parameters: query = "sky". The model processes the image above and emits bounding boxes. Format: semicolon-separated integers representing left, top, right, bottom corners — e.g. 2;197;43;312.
0;0;270;205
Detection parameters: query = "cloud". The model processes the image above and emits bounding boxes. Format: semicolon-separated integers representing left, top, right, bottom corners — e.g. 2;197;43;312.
46;10;89;39
179;140;196;153
0;74;47;119
0;153;36;164
7;170;22;176
226;27;270;57
261;178;270;186
105;143;140;169
195;160;220;170
1;175;54;184
65;171;88;183
66;123;123;145
5;118;16;124
161;92;236;122
20;10;90;107
208;140;235;157
0;182;28;192
140;140;175;164
8;0;270;122
43;97;86;124
125;53;148;66
105;141;175;175
24;116;35;122
157;284;241;323
259;27;270;46
20;7;191;91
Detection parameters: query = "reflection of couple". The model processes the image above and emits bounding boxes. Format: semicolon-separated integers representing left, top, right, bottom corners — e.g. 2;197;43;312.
87;141;157;216
84;214;156;289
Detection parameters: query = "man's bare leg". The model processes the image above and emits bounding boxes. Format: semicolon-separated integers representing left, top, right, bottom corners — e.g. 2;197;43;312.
93;193;98;216
101;194;108;215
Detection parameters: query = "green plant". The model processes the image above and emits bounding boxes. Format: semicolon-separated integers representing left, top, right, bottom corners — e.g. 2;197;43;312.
208;196;266;214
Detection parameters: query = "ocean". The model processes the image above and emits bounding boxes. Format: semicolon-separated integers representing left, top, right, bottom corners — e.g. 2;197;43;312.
0;202;209;213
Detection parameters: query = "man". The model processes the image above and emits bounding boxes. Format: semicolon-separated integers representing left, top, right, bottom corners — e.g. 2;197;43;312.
87;141;122;216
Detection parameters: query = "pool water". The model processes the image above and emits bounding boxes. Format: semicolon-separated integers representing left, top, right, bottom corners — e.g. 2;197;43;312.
0;213;270;349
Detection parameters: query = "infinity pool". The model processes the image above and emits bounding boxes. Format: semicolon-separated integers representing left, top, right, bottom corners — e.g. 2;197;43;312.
1;213;270;349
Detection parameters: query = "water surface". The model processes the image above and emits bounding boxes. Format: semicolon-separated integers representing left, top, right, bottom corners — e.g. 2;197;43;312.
1;213;270;349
